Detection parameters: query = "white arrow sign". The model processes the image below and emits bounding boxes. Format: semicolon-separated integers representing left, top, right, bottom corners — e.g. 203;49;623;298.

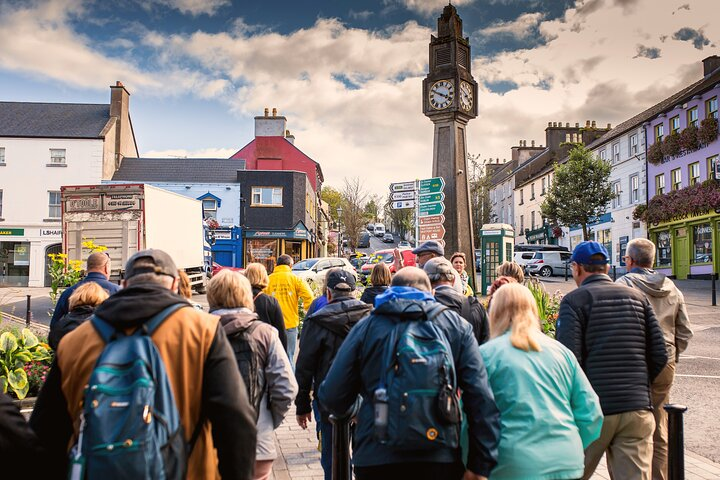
391;200;415;210
391;191;415;201
390;181;416;192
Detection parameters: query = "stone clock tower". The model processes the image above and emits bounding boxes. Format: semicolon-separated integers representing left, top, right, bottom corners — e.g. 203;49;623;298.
423;4;477;286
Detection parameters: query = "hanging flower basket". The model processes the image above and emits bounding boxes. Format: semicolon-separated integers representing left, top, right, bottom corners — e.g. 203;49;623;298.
205;218;220;229
698;117;719;145
636;180;720;225
647;142;663;165
552;225;563;238
661;132;681;157
679;124;699;151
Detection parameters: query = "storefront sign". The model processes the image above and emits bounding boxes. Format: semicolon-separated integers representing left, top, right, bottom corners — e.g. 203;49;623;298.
66;196;102;212
0;228;24;236
103;194;141;211
619;236;629;266
213;230;233;240
13;244;30;266
40;229;62;237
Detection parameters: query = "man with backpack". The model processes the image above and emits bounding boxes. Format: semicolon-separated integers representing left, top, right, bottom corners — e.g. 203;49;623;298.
31;249;258;480
318;267;500;480
424;257;489;345
295;268;372;480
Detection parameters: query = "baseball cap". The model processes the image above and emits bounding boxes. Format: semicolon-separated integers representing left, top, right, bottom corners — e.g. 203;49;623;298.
570;241;610;265
423;257;455;278
412;240;445;256
326;268;356;291
124;249;179;279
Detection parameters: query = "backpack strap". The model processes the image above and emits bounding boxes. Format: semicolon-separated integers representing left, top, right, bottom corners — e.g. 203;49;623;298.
460;296;472;322
91;303;190;343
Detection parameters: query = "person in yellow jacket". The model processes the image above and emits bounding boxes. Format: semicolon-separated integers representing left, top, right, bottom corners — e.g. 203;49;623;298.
265;254;315;367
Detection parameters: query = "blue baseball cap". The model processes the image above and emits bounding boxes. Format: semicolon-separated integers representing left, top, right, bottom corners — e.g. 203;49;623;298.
571;241;610;265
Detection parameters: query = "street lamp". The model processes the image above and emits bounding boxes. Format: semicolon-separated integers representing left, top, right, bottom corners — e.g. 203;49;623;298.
336;207;343;257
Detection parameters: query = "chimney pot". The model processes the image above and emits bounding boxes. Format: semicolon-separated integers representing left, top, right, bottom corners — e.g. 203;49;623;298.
703;55;720;76
272;108;277;117
531;140;535;147
607;123;611;129
591;120;596;128
116;81;123;87
575;122;579;127
566;122;570;127
548;122;552;127
586;120;591;127
264;108;269;117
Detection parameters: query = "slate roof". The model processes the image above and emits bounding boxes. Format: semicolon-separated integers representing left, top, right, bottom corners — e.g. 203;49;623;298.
0;102;111;138
112;158;247;183
489;159;518;187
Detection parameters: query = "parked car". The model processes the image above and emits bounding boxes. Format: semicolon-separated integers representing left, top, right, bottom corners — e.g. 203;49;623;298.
515;244;569;252
348;253;370;272
397;240;411;248
374;224;386;237
515;251;572;277
291;256;357;286
367;224;375;233
211;262;245;277
382;233;395;243
359;248;416;281
358;232;371;248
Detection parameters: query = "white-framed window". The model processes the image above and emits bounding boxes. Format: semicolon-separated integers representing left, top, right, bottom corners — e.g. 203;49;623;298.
49;149;66;165
630;175;639;203
689;162;700;186
670;116;680;135
530;183;535;200
519;188;524;205
656;174;665;196
531;211;536;230
251;186;283;206
520;215;524;231
688;107;698;128
655;123;664;143
599;149;607;161
707;97;718;119
612;143;620;163
541;177;547;195
0;147;5;165
709;155;719;180
202;199;218;219
671;168;682;191
630;134;638;155
0;189;3;217
48;191;61;218
612;181;621;208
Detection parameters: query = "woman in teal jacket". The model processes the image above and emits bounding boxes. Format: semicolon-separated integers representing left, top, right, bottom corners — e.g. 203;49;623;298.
479;283;603;479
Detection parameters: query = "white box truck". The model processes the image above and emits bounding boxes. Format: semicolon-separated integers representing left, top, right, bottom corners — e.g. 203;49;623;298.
61;183;207;292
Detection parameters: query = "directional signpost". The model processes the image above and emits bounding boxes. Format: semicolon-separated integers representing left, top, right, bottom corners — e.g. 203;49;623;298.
419;201;445;217
419;214;445;226
390;177;446;245
390;181;416;192
391;200;415;210
418;177;445;194
391;191;415;201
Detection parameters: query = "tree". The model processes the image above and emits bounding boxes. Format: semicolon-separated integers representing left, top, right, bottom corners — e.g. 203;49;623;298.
541;145;615;241
384;192;414;240
339;177;369;250
468;153;493;244
364;195;381;224
320;186;342;223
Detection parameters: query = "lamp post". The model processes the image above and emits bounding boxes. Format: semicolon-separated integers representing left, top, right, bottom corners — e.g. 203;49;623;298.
337;207;343;257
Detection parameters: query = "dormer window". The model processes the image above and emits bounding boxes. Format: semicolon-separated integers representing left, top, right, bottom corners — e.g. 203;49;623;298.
202;199;218;219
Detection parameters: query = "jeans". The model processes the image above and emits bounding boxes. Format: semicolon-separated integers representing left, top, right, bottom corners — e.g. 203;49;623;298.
319;417;333;480
286;327;298;369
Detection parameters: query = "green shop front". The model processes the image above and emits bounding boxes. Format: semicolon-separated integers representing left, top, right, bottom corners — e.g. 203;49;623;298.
649;210;719;279
244;221;315;273
524;224;558;245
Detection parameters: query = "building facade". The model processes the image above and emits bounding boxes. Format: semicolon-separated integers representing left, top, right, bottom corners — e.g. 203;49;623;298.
0;82;137;286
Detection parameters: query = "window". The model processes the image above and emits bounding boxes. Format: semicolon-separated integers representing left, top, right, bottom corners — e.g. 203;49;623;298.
531;211;535;230
693;224;713;263
48;191;61;218
49;149;66;165
706;96;718;119
670;116;680;134
630;134;638;155
656;231;671;266
541;177;547;195
654;123;664;143
655;174;665;196
687;107;698;128
519;188;524;205
709;155;719;180
0;147;5;165
630;174;640;203
671;168;682;191
251;187;282;206
202;199;217;219
612;142;620;162
689;162;700;186
530;183;535;200
612;181;621;208
599;149;607;161
0;189;3;217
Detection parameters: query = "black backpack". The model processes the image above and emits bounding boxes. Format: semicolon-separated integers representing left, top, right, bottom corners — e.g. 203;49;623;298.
226;321;263;417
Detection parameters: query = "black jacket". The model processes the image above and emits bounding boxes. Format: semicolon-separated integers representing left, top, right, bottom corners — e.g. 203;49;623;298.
359;285;388;306
48;305;95;351
434;285;489;345
1;393;44;477
556;274;668;415
295;296;371;419
252;286;287;351
30;284;257;480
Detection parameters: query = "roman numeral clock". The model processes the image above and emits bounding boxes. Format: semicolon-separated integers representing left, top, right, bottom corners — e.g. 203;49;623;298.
422;4;478;289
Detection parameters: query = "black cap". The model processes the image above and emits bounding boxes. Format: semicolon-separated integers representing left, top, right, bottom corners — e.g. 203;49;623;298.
326;268;356;292
125;249;178;279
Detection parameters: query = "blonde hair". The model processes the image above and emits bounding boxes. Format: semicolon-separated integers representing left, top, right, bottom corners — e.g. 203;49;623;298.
370;262;392;287
177;269;192;299
206;270;255;311
488;283;541;352
496;261;525;283
244;263;269;289
68;282;109;311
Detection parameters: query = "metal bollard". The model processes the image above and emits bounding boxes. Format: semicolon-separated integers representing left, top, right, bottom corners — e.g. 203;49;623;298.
26;295;32;327
329;414;352;480
712;273;717;307
564;260;569;282
612;265;617;281
664;404;688;480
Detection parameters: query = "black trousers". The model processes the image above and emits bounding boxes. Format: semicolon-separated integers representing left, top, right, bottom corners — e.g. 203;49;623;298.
354;462;466;480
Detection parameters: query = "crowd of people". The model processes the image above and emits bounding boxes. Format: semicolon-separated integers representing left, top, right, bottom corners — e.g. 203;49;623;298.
0;237;692;480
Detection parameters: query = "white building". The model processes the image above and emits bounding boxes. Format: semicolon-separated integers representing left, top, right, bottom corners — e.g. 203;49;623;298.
0;82;137;286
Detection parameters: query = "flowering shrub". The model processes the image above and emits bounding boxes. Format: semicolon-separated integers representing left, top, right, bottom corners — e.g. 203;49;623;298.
634;180;720;225
23;361;51;397
647;142;663;165
0;328;52;399
47;253;83;304
662;132;681;157
526;278;563;338
699;117;719;145
81;239;108;253
679;124;699;151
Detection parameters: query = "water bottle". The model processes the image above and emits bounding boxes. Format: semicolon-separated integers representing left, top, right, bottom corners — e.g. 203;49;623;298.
373;387;389;442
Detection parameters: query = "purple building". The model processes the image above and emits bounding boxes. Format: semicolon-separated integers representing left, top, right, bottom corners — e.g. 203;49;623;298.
645;55;720;279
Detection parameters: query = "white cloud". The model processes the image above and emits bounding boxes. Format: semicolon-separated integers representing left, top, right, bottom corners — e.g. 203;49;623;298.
145;0;230;16
142;147;238;158
478;12;545;39
349;10;373;20
390;0;475;16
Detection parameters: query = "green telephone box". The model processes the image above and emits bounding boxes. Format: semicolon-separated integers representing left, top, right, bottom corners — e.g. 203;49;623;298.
479;223;515;296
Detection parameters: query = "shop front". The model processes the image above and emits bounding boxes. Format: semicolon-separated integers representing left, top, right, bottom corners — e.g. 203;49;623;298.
649;211;719;279
244;221;315;272
0;227;63;287
569;213;612;258
524;224;558;245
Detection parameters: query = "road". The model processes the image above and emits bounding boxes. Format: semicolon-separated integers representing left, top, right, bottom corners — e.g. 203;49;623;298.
355;230;399;255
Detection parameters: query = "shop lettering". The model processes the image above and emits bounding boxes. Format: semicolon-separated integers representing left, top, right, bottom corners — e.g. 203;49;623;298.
695;226;712;234
67;197;101;211
40;229;62;237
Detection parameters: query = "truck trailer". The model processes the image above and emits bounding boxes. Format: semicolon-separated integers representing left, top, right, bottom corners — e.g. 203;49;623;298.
61;183;207;292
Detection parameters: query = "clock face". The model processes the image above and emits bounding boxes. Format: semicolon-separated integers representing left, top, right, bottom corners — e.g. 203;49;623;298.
459;81;473;111
429;80;454;110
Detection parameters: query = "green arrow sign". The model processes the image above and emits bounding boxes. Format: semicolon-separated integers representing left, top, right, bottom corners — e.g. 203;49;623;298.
419;192;444;204
419;177;445;194
419;202;445;217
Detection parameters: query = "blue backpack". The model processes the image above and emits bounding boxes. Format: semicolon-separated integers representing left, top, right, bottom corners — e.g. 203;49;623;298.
377;304;461;451
68;304;194;480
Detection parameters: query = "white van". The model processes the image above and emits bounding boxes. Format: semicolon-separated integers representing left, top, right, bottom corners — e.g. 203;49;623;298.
514;251;572;277
374;224;386;237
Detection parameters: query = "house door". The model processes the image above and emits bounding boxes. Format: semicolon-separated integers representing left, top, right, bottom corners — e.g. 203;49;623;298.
44;244;63;287
673;228;689;280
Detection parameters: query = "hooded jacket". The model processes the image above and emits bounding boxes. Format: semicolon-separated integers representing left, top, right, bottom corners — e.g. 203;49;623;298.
318;287;500;477
616;268;693;362
359;285;388;306
49;272;120;328
48;304;95;351
30;283;258;480
434;284;489;345
294;296;372;420
216;308;298;461
265;264;315;329
251;286;288;351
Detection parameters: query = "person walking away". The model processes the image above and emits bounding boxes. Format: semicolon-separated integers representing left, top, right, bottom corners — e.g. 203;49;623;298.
318;267;500;480
480;283;603;479
295;269;372;480
177;269;204;310
486;276;517;310
48;282;108;350
50;252;120;328
496;261;525;284
265;254;315;366
245;263;288;352
616;238;693;480
1;393;45;474
360;262;391;306
556;241;667;480
207;270;298;480
31;249;258;479
394;241;464;293
425;257;489;345
450;252;474;296
305;274;329;316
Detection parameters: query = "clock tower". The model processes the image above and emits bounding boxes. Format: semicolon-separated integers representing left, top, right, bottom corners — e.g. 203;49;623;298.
423;4;477;287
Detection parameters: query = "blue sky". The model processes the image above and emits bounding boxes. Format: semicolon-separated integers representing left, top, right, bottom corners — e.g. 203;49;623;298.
1;0;717;194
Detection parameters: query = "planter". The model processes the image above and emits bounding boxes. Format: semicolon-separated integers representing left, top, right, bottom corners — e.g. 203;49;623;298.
13;396;37;419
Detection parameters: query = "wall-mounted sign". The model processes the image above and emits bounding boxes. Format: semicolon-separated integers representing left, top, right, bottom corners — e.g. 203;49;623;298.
213;230;233;240
66;196;102;212
13;243;30;266
103;194;141;211
0;228;24;236
40;229;62;237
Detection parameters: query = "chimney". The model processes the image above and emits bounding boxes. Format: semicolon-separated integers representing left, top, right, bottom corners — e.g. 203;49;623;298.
272;108;277;117
703;55;720;76
255;109;287;137
531;140;535;147
591;120;596;128
109;81;132;173
264;108;269;117
548;122;552;127
565;122;570;127
575;122;579;127
586;120;591;127
607;123;612;129
285;129;295;145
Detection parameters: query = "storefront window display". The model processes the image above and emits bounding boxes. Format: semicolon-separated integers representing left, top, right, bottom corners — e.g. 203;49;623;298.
0;241;31;286
285;241;303;264
247;239;278;272
596;228;612;259
656;231;672;267
692;224;713;264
